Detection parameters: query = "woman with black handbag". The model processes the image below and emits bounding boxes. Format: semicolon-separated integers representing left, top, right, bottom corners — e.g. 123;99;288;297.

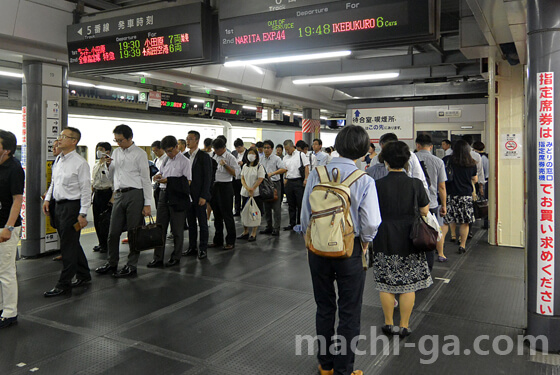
370;141;433;338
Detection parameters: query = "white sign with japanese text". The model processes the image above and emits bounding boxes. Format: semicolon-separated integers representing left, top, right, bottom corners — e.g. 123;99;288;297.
536;71;554;316
348;107;414;140
500;133;522;159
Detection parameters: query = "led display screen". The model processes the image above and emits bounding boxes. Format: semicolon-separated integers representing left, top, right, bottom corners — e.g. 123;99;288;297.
68;4;212;74
219;0;436;58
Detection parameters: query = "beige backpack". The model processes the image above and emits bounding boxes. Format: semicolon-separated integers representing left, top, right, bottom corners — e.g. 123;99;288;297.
306;166;366;258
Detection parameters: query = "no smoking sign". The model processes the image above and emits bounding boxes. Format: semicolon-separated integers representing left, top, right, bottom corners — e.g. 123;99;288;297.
501;134;522;159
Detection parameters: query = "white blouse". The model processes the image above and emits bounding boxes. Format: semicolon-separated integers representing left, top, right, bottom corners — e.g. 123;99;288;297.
240;164;266;197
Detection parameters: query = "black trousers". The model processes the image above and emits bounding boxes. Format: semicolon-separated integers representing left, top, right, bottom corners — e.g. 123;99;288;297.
187;197;209;251
212;182;236;245
308;238;366;375
55;200;90;289
285;178;304;226
153;191;186;262
233;179;242;214
92;188;112;251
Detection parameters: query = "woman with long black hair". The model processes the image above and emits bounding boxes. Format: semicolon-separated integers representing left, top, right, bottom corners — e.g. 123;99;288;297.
442;139;478;254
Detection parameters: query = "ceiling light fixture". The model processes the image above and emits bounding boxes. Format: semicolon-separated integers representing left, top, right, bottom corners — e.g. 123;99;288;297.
190;98;207;103
0;70;23;78
224;50;352;67
68;80;95;87
96;85;140;94
243;105;257;110
293;72;399;85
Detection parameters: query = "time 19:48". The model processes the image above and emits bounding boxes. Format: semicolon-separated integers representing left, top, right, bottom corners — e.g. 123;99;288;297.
299;24;331;37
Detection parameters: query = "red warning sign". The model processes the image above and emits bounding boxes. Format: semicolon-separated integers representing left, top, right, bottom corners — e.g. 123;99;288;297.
505;140;517;151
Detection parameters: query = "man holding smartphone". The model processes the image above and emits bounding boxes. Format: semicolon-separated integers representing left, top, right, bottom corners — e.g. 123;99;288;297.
43;127;92;297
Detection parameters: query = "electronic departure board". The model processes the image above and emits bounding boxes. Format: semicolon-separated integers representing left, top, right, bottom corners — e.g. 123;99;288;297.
219;0;436;58
67;4;213;74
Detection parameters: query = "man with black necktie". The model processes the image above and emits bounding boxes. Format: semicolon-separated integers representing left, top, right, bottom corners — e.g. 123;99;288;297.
183;130;212;259
43;127;91;297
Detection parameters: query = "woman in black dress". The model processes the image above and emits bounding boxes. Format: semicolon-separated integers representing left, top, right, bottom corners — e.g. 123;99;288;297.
442;139;478;254
371;141;433;337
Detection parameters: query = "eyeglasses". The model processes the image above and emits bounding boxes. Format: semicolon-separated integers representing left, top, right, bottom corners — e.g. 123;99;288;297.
113;138;126;144
57;134;76;140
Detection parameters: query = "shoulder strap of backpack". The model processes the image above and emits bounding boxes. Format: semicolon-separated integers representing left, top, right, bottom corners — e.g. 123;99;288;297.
316;166;330;183
341;169;366;187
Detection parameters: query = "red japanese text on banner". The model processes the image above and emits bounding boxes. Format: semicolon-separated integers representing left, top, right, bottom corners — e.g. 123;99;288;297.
536;72;555;316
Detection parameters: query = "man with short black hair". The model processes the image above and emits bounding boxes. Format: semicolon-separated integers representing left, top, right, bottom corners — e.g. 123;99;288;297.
256;141;265;160
209;138;239;250
183;130;213;259
312;138;328;169
260;140;287;236
0;130;24;328
95;124;152;278
441;139;452;156
151;140;167;210
147;136;192;268
202;138;213;154
43;127;91;297
415;134;448;266
282;139;309;231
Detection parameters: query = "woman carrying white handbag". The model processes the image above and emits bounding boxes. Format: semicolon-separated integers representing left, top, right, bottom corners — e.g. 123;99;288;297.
238;147;265;241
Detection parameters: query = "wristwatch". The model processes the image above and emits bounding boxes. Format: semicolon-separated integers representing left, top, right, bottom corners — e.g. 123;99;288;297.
79;214;87;219
5;226;14;232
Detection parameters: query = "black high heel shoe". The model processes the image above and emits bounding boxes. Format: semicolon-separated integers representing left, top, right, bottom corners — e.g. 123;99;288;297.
457;246;466;254
399;327;412;338
381;325;399;335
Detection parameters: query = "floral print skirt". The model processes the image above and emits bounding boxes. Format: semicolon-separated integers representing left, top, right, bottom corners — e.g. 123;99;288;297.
371;252;433;294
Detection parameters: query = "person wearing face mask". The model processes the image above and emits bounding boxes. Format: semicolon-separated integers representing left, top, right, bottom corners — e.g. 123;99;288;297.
238;148;265;241
0;130;24;328
91;142;113;254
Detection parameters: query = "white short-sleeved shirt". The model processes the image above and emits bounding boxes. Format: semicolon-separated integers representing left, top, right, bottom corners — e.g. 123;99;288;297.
240;164;266;197
283;150;309;179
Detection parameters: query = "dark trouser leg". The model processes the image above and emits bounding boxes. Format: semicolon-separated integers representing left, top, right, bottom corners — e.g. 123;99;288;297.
187;200;209;250
293;180;304;225
107;193;126;267
233;179;242;214
153;192;171;262
272;180;282;230
169;205;186;261
212;184;224;245
93;189;112;250
309;239;366;375
56;201;90;289
187;202;199;249
125;189;147;269
285;180;297;227
221;182;236;245
263;200;273;230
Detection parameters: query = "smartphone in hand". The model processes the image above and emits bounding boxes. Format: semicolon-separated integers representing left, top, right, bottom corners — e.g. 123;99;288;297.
73;222;81;232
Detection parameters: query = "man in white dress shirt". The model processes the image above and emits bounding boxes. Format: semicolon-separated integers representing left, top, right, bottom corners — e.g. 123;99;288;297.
95;124;152;278
147;136;192;268
442;139;453;156
259;140;287;236
311;138;329;169
43;127;91;297
282;139;309;231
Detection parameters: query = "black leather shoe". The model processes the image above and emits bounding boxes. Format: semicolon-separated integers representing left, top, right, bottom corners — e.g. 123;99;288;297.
166;259;180;267
260;228;273;235
0;316;17;329
197;249;207;259
95;264;117;274
44;287;71;298
99;248;108;254
399;327;412;338
283;225;294;231
93;245;101;252
237;233;249;240
181;248;197;256
381;324;399;336
112;266;137;278
223;244;235;250
207;243;222;248
248;236;256;242
271;229;280;236
71;278;91;288
147;260;164;268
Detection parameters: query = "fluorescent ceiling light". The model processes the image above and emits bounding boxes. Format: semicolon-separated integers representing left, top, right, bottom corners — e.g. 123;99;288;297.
190;98;206;103
320;116;327;120
96;85;140;94
68;80;95;87
243;106;257;110
283;111;292;115
224;50;351;66
293;72;399;85
294;112;303;117
214;87;230;92
0;70;23;78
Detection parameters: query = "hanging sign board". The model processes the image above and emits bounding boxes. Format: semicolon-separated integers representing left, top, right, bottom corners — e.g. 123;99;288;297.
219;0;437;58
536;71;555;316
348;107;414;140
67;3;213;74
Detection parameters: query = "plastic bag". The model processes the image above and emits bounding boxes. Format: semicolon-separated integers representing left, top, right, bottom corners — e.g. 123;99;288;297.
241;197;261;227
423;211;442;242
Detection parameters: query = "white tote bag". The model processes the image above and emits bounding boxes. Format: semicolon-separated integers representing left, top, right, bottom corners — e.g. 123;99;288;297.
241;197;262;227
423;211;443;242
